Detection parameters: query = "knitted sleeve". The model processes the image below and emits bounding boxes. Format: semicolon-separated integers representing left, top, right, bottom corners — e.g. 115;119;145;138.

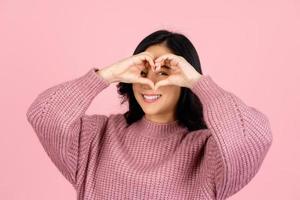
26;67;111;189
190;75;273;200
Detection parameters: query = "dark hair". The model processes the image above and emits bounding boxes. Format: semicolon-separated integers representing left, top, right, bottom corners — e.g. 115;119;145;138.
117;29;207;131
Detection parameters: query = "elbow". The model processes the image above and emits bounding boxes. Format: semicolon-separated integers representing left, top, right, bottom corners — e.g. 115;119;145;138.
26;103;35;125
26;100;44;127
260;112;274;148
248;107;274;148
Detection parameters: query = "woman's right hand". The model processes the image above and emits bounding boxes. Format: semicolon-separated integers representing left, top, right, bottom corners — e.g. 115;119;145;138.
97;52;156;89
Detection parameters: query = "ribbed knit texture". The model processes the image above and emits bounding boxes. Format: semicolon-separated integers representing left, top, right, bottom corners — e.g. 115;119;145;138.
26;67;273;200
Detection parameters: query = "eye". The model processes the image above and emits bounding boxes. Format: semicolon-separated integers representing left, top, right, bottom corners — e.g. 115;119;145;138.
140;71;147;77
158;71;169;76
140;71;168;77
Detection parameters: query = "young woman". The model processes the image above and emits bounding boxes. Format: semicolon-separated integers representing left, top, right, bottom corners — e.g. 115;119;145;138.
26;29;273;200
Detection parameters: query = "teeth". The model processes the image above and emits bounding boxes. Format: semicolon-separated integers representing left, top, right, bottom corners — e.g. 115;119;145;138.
143;94;161;100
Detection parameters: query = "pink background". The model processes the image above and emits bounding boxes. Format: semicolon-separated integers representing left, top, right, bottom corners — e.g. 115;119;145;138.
0;0;299;199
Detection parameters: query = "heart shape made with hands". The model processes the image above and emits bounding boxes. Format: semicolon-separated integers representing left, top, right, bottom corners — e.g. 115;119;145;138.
140;59;171;91
141;53;201;90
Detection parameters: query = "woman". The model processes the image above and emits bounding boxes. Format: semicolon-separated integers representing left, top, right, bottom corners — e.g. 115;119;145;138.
26;29;273;200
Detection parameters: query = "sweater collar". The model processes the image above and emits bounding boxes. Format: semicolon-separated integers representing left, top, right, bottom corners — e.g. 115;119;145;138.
134;115;188;139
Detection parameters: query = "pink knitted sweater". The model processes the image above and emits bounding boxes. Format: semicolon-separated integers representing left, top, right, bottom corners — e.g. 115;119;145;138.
26;67;273;200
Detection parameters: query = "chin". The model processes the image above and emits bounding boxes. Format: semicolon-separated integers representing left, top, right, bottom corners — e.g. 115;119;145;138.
141;107;162;115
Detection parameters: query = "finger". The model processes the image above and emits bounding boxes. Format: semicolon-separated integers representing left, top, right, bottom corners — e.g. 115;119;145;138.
154;63;161;72
140;52;155;65
144;56;155;72
155;61;176;72
155;54;178;70
144;60;155;73
142;51;155;59
155;54;175;64
154;57;166;68
140;54;155;72
135;63;146;71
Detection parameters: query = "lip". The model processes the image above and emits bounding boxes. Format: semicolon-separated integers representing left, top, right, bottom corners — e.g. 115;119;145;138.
141;93;162;103
142;93;162;96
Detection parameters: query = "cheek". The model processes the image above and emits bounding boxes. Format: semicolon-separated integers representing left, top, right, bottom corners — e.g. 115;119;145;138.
132;85;139;96
132;84;141;94
132;84;143;102
162;87;181;105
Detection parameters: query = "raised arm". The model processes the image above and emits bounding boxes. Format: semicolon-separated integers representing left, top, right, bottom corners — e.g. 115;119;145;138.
26;67;110;189
190;75;273;199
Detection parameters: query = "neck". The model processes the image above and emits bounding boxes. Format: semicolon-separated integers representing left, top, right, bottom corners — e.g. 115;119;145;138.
144;112;177;124
131;115;188;139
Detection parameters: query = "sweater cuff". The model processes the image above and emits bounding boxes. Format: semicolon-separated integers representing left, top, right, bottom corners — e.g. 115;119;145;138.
74;67;111;96
190;75;229;105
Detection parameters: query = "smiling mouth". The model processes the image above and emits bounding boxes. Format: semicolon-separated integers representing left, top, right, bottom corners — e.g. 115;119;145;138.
141;94;162;103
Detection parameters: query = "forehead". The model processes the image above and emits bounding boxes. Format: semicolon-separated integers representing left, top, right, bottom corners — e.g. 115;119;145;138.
145;44;172;60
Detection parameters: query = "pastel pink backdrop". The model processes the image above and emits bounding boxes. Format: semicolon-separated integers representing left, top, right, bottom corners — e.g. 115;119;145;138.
0;0;299;199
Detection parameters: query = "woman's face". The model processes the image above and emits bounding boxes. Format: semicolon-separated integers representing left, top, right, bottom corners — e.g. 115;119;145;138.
132;44;181;122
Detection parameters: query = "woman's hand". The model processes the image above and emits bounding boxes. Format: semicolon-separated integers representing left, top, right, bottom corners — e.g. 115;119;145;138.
153;53;202;90
97;52;156;89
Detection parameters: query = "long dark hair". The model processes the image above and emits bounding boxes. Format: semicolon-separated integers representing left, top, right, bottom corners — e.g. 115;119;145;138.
117;29;207;131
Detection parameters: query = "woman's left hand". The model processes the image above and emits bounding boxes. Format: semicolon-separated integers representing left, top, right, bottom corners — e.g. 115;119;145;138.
153;53;202;90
